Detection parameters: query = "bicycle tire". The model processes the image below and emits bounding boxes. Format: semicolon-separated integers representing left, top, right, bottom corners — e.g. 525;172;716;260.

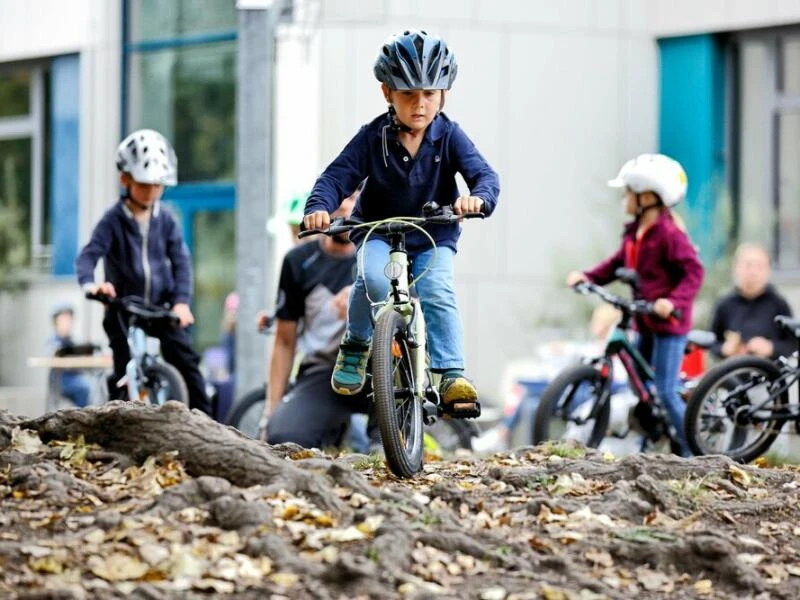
685;355;787;462
143;362;189;406
532;363;611;448
226;385;267;439
372;310;423;478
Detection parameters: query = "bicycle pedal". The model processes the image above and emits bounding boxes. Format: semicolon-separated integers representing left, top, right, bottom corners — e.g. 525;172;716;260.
441;401;481;419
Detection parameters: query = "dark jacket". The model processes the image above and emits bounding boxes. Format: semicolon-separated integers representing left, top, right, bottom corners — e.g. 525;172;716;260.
75;201;192;305
584;210;704;335
304;112;500;253
709;285;795;358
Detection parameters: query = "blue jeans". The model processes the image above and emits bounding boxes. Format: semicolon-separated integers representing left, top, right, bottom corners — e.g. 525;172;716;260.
347;239;464;370
645;333;689;456
60;371;92;408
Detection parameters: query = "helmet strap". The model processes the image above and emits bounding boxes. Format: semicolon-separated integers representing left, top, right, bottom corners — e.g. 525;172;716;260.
635;193;662;218
122;187;151;213
387;104;413;133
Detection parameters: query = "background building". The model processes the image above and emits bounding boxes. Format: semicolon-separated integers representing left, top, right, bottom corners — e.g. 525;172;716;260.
2;0;800;415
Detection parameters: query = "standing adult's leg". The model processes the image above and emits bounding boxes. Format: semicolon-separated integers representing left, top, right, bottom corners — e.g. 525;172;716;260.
268;367;365;448
158;326;212;415
652;333;690;456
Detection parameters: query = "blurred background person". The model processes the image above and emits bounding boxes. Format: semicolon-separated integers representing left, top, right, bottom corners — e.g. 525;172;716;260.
46;304;94;408
709;242;794;360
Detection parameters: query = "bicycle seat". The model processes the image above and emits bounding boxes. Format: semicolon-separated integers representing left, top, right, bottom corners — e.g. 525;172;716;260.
775;315;800;337
686;329;716;349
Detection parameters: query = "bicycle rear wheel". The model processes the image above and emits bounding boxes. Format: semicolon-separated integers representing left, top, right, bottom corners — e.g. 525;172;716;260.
143;362;189;406
532;363;611;448
685;356;787;462
372;310;423;478
226;386;267;439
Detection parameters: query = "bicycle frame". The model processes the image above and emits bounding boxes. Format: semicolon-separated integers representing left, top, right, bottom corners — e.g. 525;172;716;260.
723;363;800;423
369;232;429;401
122;318;159;402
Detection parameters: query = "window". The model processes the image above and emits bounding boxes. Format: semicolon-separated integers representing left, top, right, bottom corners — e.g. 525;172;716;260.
123;0;237;351
0;64;49;273
733;29;800;271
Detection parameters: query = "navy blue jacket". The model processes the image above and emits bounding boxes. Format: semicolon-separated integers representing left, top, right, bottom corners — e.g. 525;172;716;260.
76;201;192;305
304;112;500;252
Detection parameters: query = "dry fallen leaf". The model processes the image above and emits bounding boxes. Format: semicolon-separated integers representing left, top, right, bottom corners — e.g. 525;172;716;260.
635;566;674;592
88;553;149;581
694;579;713;595
540;584;569;600
11;427;45;454
269;572;299;587
729;464;752;487
585;549;614;568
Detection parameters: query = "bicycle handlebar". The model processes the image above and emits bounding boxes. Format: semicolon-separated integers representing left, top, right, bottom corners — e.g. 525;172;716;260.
298;211;485;240
572;281;682;321
86;292;180;327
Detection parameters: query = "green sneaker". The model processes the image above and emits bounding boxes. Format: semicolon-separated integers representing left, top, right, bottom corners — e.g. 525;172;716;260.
439;377;481;418
331;339;371;395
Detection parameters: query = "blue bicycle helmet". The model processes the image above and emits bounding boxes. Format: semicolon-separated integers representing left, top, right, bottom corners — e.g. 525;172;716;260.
374;30;457;91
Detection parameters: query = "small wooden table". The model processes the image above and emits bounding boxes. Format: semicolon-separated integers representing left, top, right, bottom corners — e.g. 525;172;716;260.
27;355;114;412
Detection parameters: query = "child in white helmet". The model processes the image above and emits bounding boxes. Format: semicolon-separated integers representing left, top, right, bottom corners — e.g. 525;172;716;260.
567;153;704;456
76;129;211;415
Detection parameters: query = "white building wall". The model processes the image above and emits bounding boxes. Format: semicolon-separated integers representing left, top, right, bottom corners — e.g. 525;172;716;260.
292;0;800;400
298;0;660;398
0;0;120;412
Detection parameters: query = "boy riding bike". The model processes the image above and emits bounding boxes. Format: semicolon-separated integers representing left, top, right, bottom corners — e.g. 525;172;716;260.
76;129;211;415
566;154;704;455
303;30;500;417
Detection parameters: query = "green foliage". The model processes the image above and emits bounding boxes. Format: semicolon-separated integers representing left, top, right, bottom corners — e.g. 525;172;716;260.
0;144;31;290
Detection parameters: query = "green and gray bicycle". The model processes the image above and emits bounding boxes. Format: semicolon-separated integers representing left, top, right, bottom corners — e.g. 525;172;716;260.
300;202;483;477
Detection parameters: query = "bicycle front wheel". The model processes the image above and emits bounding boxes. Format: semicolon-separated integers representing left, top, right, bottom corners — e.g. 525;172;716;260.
372;310;423;478
532;363;611;448
685;356;787;462
143;362;189;406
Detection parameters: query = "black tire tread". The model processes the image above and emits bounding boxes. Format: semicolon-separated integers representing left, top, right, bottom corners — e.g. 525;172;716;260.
372;310;422;478
684;355;786;462
145;362;189;406
532;363;611;448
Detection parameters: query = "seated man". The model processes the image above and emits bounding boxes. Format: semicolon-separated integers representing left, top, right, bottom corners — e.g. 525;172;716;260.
710;242;795;359
47;304;94;408
259;191;371;448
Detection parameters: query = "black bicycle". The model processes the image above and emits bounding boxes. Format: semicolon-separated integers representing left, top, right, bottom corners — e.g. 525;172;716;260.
85;293;189;406
685;315;800;462
533;269;713;454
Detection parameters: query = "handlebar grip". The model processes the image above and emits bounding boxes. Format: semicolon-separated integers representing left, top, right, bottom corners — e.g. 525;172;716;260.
462;212;485;220
85;291;111;304
297;229;319;239
671;309;683;320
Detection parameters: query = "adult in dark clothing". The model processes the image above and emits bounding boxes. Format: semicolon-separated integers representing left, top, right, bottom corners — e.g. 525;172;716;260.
710;243;794;359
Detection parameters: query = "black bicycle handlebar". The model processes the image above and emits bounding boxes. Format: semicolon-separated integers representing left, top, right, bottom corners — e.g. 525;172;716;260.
86;292;181;327
298;211;485;240
573;281;682;321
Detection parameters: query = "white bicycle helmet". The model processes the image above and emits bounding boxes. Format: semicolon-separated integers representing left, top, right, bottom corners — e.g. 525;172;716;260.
116;129;178;186
607;153;687;208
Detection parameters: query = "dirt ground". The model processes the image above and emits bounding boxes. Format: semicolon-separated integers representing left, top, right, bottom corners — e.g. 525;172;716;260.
1;402;799;599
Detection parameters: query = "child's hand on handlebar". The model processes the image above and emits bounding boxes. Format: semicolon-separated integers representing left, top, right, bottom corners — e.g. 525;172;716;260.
653;298;675;320
172;303;195;327
566;271;588;287
303;211;330;231
454;195;483;215
89;282;117;298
